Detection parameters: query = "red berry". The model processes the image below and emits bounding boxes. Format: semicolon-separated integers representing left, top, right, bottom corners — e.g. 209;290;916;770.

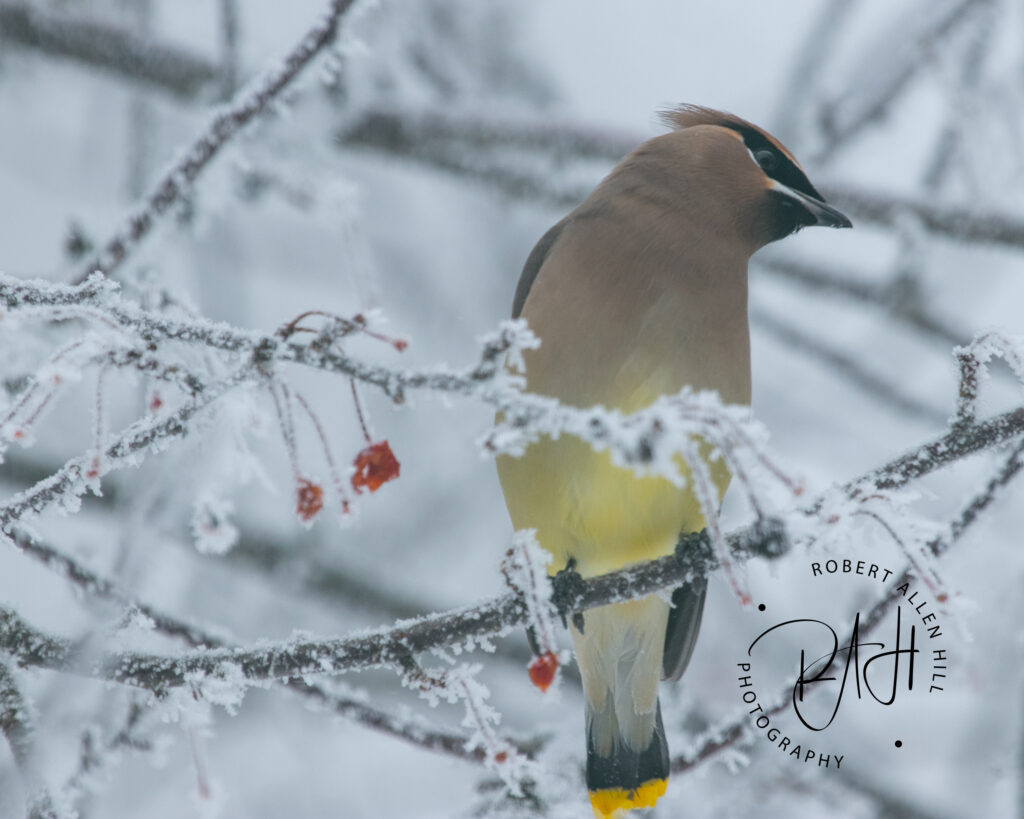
296;477;324;521
351;440;400;494
528;652;559;692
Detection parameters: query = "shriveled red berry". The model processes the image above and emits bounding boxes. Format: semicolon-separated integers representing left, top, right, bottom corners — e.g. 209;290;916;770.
296;477;324;521
351;440;400;494
528;652;559;692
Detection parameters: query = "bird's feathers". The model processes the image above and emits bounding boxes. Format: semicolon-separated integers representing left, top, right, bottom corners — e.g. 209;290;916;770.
662;578;709;682
497;105;849;814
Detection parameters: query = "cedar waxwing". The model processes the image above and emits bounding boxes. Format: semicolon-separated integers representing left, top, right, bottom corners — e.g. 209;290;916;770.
495;105;851;817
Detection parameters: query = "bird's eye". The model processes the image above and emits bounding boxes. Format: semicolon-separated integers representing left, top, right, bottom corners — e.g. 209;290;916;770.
754;149;778;174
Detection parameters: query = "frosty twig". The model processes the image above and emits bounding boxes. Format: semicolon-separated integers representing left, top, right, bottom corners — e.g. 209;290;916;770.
72;0;360;283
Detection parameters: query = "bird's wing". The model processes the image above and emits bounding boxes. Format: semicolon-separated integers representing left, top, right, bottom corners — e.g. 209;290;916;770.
661;578;708;681
512;218;569;319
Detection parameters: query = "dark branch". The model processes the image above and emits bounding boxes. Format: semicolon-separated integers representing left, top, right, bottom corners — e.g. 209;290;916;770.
823;182;1024;252
0;662;57;818
865;407;1024;491
0;0;218;100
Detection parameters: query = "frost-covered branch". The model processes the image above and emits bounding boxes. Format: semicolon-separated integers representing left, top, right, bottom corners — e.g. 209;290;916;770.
0;318;1021;809
671;431;1024;775
0;0;218;100
4;398;1021;691
60;699;154;816
5;528;526;764
3;411;1019;782
72;0;360;283
953;331;1024;428
3;279;1024;694
0;662;57;819
0;362;252;531
0;275;790;538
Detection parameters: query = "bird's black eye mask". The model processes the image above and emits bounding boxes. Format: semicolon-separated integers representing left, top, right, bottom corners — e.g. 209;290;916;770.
730;126;825;202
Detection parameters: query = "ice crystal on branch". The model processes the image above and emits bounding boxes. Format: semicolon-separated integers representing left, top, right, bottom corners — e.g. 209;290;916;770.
953;330;1024;426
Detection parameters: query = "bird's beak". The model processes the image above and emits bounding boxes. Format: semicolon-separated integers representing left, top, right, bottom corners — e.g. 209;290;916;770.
769;179;852;229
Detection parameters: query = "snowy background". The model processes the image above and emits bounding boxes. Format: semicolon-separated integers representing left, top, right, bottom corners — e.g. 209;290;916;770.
2;0;1024;817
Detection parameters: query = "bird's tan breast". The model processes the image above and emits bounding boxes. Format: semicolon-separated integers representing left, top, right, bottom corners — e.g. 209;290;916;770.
495;208;751;576
519;210;751;411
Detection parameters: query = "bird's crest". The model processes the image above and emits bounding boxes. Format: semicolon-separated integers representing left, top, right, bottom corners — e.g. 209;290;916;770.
660;104;802;167
660;104;820;200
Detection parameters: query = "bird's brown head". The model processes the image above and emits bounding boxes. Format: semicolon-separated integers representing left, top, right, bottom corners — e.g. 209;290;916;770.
650;104;851;252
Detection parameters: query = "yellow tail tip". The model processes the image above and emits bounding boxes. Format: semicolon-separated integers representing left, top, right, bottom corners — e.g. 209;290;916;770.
589;778;667;817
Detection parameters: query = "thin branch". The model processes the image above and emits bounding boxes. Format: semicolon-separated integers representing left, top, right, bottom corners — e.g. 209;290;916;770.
5;528;520;764
770;0;860;147
337;108;1024;254
921;0;995;192
753;254;966;347
218;0;241;99
0;452;434;623
0;0;218;100
0;522;778;688
61;699;152;816
751;306;948;425
866;407;1024;490
812;0;984;160
0;280;783;532
822;181;1024;251
671;433;1024;775
339;106;635;165
0;363;253;531
72;0;360;283
0;452;540;673
8;528;221;649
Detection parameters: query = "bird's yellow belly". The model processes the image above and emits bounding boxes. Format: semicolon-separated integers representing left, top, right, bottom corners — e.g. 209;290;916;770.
496;433;727;578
